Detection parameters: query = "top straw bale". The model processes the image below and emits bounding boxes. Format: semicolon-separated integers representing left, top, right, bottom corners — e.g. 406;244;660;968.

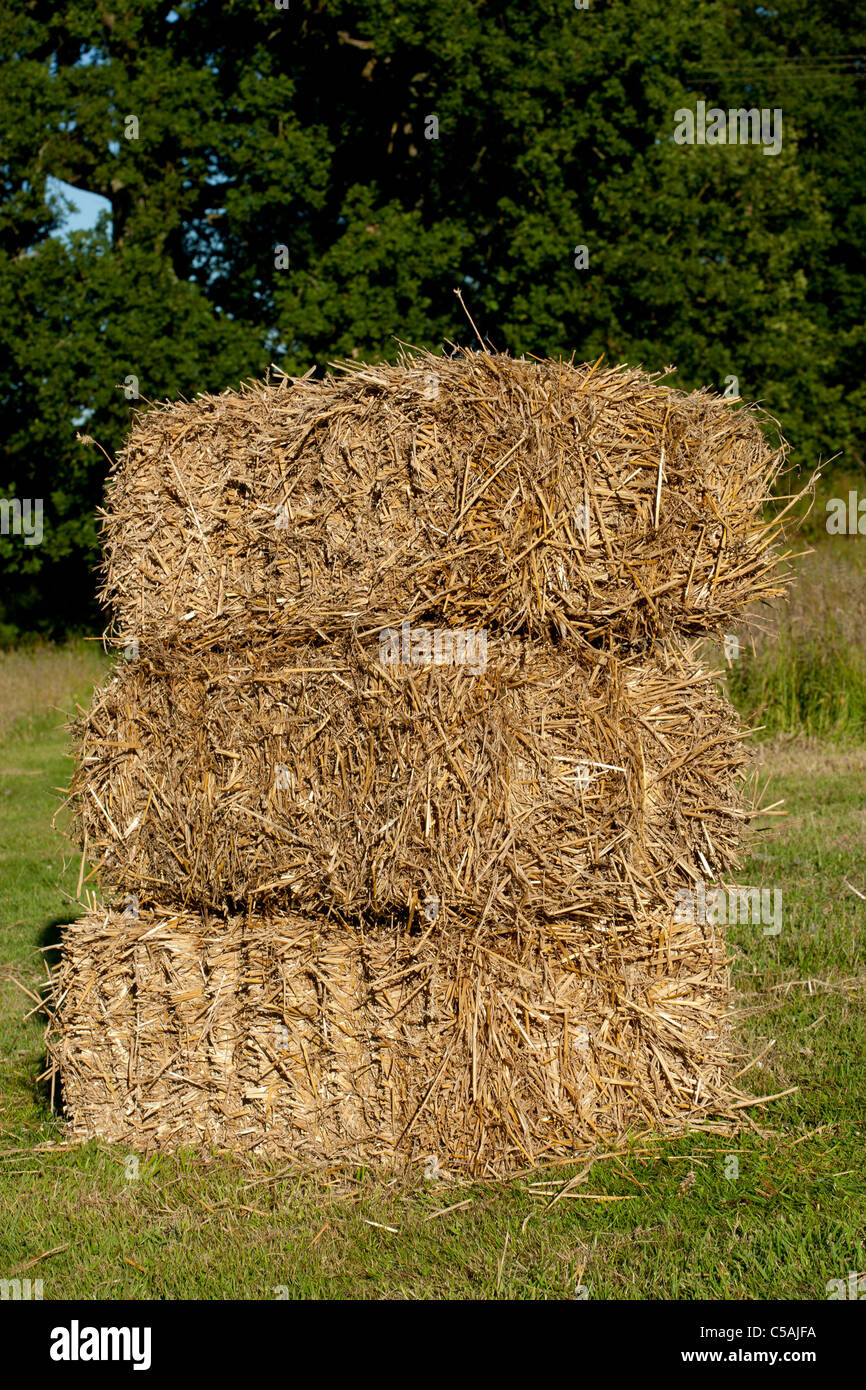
100;348;788;652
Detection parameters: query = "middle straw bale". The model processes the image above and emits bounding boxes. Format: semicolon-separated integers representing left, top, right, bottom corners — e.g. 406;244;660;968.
67;635;749;925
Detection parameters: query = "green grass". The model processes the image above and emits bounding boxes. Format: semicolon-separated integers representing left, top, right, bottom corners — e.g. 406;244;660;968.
720;537;866;738
0;652;864;1300
725;636;866;739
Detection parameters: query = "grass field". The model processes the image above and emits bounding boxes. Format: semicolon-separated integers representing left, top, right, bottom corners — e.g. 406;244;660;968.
723;541;866;739
0;635;864;1300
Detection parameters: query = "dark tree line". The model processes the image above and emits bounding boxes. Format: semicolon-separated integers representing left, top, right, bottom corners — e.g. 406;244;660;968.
0;0;863;637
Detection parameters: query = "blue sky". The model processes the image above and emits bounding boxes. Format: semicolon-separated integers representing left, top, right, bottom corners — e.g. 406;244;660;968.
46;178;111;238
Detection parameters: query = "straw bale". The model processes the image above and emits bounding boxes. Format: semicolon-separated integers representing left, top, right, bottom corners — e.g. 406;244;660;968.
45;902;741;1172
48;346;807;1164
45;907;244;1147
99;349;790;653
64;638;749;922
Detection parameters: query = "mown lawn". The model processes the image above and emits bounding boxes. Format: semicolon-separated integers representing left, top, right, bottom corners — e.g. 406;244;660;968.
0;648;863;1299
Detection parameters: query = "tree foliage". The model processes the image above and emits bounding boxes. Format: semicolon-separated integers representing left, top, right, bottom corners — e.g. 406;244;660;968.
0;0;863;635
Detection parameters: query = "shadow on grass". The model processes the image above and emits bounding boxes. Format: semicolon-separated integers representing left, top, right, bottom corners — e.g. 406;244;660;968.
33;911;79;1118
38;911;75;971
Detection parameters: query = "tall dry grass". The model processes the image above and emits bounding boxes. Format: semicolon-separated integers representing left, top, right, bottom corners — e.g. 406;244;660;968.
0;640;112;743
718;540;866;737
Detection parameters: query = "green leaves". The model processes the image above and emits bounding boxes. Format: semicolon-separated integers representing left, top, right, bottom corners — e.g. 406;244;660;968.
1;0;863;634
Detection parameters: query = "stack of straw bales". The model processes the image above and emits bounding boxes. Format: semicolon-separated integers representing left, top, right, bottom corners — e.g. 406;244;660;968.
47;349;798;1173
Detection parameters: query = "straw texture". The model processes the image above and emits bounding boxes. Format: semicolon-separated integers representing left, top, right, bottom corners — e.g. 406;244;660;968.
46;902;741;1172
67;639;749;922
100;350;789;654
47;347;802;1169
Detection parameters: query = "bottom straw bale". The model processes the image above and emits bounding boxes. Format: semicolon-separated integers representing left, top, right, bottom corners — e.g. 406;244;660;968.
46;904;744;1172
